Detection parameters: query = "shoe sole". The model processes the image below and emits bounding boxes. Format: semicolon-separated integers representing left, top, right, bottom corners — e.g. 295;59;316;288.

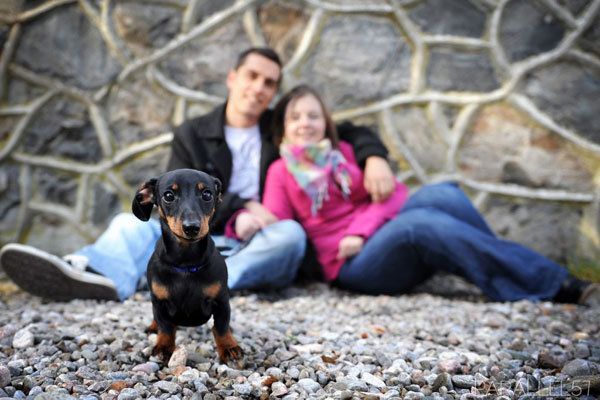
579;283;600;307
0;244;119;301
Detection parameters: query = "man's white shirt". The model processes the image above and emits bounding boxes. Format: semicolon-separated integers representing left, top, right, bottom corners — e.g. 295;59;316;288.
224;124;261;200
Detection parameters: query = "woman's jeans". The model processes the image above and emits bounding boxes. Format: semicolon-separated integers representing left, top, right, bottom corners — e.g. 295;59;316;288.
336;182;568;302
75;215;306;301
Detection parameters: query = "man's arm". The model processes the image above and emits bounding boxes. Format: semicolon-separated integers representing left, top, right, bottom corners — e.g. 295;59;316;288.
336;121;388;167
337;121;396;202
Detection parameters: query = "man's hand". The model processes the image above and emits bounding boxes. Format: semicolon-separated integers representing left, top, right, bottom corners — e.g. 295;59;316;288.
244;200;278;226
337;235;365;260
234;212;264;241
363;156;395;203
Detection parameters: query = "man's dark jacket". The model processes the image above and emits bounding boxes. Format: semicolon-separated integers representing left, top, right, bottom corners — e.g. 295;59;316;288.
167;102;388;235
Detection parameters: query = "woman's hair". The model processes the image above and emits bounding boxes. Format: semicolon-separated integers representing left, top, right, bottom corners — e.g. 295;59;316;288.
271;84;339;147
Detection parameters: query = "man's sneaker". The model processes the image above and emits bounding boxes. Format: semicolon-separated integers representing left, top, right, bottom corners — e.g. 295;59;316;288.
579;283;600;307
0;243;118;301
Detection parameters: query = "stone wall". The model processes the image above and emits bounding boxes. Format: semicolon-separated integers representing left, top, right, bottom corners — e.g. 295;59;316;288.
0;0;599;264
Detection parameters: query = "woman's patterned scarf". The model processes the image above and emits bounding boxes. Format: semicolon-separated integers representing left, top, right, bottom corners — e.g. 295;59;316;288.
280;138;352;215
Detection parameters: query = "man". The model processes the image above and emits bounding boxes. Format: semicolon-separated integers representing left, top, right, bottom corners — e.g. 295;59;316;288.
0;47;396;301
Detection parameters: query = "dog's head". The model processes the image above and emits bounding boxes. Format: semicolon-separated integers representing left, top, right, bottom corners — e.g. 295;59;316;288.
132;169;222;244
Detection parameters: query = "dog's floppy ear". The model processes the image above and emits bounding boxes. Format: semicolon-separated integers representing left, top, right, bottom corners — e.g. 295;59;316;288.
213;177;222;204
132;178;157;221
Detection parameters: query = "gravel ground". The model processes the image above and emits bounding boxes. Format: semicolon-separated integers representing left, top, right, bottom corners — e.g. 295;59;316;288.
0;274;599;400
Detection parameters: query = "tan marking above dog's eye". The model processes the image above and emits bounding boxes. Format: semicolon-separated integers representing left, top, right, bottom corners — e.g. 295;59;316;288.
171;184;178;191
198;183;204;190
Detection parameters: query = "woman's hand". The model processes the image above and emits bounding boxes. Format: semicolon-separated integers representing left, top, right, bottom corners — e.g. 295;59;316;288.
235;201;279;241
337;235;365;260
244;200;278;226
363;156;395;203
234;212;264;241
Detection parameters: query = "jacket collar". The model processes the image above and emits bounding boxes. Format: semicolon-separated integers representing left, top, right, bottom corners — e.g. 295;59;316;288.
197;102;228;139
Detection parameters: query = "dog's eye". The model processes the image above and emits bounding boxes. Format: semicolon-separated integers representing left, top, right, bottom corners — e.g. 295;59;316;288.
163;191;175;202
201;190;213;202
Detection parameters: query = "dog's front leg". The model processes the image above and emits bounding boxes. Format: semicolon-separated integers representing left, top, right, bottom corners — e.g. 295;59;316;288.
151;312;177;364
211;298;243;362
145;319;158;333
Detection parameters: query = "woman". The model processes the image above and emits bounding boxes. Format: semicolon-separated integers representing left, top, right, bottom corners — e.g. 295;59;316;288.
256;85;598;304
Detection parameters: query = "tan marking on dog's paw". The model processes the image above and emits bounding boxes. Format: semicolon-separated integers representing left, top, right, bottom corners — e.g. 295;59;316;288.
145;320;158;333
153;330;177;363
212;327;243;362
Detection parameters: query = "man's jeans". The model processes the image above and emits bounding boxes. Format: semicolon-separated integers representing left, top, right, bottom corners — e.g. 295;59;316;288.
336;182;568;302
76;214;305;301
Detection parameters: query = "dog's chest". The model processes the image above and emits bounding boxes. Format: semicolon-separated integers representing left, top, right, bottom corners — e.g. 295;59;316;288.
163;287;215;326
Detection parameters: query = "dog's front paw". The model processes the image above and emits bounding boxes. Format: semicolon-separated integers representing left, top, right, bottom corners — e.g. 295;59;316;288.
145;320;158;333
152;331;176;364
152;343;174;364
219;343;243;363
212;327;243;363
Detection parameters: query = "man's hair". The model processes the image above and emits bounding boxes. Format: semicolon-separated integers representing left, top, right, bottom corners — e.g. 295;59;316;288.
271;84;339;147
235;47;282;70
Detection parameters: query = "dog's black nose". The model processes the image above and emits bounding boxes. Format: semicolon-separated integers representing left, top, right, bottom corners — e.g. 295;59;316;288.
182;223;201;237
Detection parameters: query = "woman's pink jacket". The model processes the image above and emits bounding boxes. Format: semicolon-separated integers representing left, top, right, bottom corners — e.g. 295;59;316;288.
262;141;409;281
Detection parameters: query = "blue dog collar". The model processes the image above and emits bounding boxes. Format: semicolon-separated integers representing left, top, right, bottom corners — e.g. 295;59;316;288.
172;265;205;273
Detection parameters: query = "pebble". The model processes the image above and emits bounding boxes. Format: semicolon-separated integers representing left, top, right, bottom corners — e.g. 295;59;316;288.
271;381;288;396
397;371;412;386
438;359;461;374
405;391;425;400
154;380;181;394
168;345;188;368
361;372;386;388
574;344;590;358
291;343;324;353
432;373;453;391
562;359;592;376
537;348;569;368
12;329;34;349
117;388;139;400
0;366;10;388
452;375;477;389
131;363;154;375
297;378;321;393
338;377;368;392
232;383;253;395
0;324;17;340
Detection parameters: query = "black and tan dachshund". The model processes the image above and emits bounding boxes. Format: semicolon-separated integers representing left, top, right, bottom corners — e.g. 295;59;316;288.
132;168;242;363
